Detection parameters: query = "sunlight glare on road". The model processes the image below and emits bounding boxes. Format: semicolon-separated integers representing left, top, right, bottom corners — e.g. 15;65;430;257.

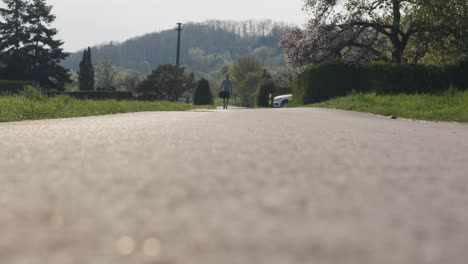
115;236;136;256
143;237;162;258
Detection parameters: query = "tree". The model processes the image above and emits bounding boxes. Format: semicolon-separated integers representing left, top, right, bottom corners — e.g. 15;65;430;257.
61;20;290;76
25;0;70;89
410;0;468;63
0;0;30;79
193;78;213;105
280;0;468;68
95;57;117;90
0;0;70;89
230;54;263;106
135;64;195;101
78;47;94;90
115;70;140;91
273;68;296;88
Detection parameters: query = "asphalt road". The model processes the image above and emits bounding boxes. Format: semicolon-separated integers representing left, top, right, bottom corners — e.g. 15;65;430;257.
0;108;467;264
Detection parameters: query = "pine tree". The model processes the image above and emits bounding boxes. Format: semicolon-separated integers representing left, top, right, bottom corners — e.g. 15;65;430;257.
0;0;30;79
24;0;70;89
79;49;88;90
193;78;213;105
87;47;94;90
79;47;94;90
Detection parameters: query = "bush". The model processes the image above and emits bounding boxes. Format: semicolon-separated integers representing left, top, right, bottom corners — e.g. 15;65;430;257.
193;78;213;105
449;59;468;89
275;86;293;96
48;91;134;100
237;72;263;106
256;79;277;107
20;85;46;101
135;64;195;102
294;63;468;104
0;80;34;94
74;91;133;100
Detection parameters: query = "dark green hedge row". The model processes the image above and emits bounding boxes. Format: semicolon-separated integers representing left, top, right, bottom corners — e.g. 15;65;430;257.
255;84;292;108
256;80;276;107
48;91;134;100
293;61;468;104
0;80;34;94
275;86;292;96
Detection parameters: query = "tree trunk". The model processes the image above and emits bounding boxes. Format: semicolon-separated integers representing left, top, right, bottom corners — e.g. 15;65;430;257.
391;0;403;63
392;45;404;63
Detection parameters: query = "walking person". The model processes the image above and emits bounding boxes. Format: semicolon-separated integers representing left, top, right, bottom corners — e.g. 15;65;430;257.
219;74;233;109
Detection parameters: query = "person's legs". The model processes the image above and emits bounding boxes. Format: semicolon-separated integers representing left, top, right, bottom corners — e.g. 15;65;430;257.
226;98;229;109
223;97;226;109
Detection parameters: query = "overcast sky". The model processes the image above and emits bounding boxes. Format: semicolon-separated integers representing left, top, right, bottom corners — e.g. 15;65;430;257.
46;0;308;52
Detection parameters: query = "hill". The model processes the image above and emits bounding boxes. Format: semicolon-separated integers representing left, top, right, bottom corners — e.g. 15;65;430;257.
62;20;290;77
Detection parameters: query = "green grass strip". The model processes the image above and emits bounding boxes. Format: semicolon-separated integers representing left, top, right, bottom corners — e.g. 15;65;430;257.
0;94;214;122
307;90;468;123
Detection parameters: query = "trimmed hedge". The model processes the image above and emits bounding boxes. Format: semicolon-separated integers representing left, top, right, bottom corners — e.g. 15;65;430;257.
256;79;277;107
275;86;292;96
193;79;213;105
293;62;468;104
48;91;134;100
0;80;34;94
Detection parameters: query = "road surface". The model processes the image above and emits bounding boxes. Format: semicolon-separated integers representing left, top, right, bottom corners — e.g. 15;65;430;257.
0;108;467;264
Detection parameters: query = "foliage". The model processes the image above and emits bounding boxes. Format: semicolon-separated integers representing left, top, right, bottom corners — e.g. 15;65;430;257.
0;0;29;79
48;91;134;100
114;70;141;91
95;57;117;90
62;20;290;76
280;0;468;68
0;0;70;89
135;64;195;101
238;72;263;107
0;92;214;122
230;54;264;106
256;79;277;107
293;62;468;104
0;79;33;94
193;78;213;105
20;85;45;101
79;47;95;90
310;90;468;123
272;68;296;88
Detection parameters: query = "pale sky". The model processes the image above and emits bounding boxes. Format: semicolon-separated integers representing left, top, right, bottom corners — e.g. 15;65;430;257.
47;0;308;52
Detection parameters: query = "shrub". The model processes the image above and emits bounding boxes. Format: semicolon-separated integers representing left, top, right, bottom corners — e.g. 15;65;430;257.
48;91;134;100
135;65;195;102
230;55;264;107
294;62;468;104
449;59;468;89
20;85;46;101
193;78;213;105
275;86;293;96
256;79;277;107
237;71;263;106
0;80;34;94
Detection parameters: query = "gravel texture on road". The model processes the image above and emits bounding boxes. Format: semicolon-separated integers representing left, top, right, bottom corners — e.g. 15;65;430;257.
0;108;467;264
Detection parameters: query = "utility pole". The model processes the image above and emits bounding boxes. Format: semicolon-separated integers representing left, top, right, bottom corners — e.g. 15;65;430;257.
176;23;183;67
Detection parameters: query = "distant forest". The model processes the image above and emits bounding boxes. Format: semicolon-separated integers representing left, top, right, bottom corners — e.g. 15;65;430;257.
62;20;291;77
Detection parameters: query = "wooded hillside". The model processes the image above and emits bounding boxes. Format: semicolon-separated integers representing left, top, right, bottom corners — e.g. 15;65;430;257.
62;20;290;77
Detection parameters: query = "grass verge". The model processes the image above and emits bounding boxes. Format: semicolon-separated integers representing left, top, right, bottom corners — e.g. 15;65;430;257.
213;97;243;107
307;90;468;123
0;91;214;122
